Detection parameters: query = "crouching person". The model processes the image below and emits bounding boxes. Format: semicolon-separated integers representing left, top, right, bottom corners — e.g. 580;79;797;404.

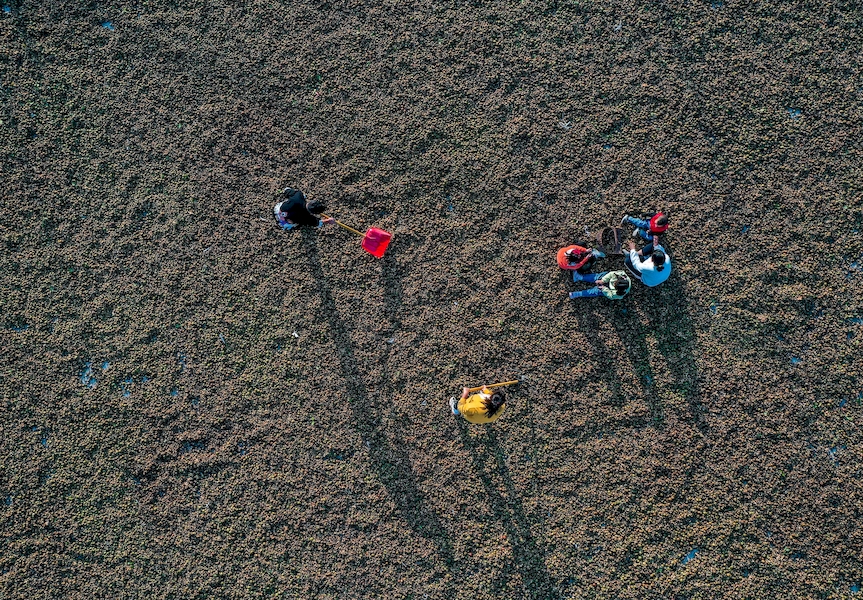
621;211;669;244
624;240;671;287
449;387;506;424
273;187;335;230
557;245;606;280
569;270;631;300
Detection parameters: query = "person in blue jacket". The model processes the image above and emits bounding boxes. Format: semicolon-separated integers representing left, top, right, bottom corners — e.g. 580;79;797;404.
624;240;671;287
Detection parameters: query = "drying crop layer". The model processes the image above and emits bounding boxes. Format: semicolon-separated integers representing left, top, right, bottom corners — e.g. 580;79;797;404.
1;0;862;598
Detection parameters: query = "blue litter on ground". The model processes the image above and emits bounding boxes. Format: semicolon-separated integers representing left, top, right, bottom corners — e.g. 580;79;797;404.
180;440;206;454
847;317;863;324
102;21;114;30
788;108;802;118
840;398;847;407
791;357;801;365
80;364;97;389
101;361;110;371
191;397;200;406
170;388;178;397
710;303;717;315
682;548;698;564
178;352;187;371
851;584;860;593
2;6;10;14
603;144;612;149
711;0;723;8
141;375;149;383
10;323;28;332
741;225;749;233
40;436;48;447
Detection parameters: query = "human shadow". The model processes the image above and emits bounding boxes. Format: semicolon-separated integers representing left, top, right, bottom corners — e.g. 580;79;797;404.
300;229;457;574
569;302;664;429
562;249;662;429
598;242;706;433
621;268;707;434
456;420;560;600
564;243;705;433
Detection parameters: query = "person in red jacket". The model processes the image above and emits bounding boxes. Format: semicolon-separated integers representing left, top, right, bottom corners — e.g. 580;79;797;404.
620;211;668;244
556;245;606;281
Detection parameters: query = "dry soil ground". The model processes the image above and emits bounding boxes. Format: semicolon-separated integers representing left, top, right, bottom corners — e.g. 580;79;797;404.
2;0;863;598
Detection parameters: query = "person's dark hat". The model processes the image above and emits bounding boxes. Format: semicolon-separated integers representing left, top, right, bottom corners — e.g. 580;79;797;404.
307;200;326;214
277;187;305;202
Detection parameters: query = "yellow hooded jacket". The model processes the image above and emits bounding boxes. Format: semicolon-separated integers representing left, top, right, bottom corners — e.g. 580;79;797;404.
457;388;505;424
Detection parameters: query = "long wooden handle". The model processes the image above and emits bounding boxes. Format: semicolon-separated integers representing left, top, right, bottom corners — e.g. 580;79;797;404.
322;214;364;237
467;380;519;393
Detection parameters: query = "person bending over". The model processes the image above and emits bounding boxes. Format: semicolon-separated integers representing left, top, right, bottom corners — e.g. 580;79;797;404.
450;387;506;424
273;187;335;230
624;240;671;287
557;244;606;279
569;270;631;300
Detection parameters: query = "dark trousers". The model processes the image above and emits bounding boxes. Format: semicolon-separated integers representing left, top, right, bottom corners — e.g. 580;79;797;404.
624;253;643;282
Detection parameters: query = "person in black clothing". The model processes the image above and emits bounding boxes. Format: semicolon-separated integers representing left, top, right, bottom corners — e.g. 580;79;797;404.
272;188;335;230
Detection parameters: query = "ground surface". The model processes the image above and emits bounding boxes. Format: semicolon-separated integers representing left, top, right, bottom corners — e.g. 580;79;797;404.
2;1;862;598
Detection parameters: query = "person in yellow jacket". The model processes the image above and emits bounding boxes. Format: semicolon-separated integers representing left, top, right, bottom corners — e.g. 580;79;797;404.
449;386;506;424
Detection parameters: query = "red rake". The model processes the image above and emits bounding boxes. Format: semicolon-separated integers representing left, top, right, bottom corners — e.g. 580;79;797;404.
325;215;392;258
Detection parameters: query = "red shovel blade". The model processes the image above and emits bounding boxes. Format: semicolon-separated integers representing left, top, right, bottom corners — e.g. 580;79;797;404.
361;227;392;258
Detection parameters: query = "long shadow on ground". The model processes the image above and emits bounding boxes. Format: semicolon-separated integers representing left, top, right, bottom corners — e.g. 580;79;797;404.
456;420;560;600
572;305;665;428
568;247;706;433
300;230;457;579
610;246;706;433
614;257;707;434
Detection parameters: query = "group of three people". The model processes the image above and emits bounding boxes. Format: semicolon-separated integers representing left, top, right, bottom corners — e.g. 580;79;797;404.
559;212;672;301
